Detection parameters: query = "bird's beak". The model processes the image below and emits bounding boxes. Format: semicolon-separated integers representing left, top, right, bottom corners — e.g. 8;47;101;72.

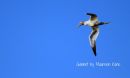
79;22;84;28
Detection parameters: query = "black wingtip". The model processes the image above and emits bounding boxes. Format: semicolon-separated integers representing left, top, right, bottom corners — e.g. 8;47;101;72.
86;13;97;16
86;13;92;15
92;47;96;56
92;41;97;56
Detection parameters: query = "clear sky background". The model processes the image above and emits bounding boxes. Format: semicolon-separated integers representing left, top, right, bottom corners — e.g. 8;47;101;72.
0;0;130;78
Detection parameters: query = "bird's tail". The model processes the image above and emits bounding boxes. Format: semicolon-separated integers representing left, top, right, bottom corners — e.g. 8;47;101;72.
98;22;110;25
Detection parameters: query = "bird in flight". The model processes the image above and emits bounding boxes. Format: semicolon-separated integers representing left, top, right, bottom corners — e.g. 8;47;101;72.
79;13;109;56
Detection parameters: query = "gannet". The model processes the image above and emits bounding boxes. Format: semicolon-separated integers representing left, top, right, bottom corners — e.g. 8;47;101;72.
79;13;109;56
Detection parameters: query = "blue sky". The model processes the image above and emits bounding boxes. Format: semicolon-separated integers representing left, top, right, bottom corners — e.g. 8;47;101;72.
0;0;130;78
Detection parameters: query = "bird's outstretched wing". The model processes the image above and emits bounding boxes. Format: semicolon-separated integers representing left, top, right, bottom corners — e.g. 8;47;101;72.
87;13;98;21
89;27;99;56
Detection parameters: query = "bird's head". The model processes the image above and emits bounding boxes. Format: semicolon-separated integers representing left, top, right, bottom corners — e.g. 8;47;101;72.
79;21;84;27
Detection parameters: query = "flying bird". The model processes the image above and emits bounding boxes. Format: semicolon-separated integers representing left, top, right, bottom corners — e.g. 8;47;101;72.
79;13;109;56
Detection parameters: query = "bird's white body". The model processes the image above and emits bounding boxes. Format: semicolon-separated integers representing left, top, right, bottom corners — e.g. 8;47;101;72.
84;19;98;26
